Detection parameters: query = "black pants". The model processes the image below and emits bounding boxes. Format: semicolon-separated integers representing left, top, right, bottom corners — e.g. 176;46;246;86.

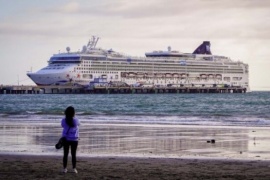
63;140;78;169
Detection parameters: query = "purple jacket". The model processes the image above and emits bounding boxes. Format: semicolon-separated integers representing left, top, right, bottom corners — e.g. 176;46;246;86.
61;118;80;141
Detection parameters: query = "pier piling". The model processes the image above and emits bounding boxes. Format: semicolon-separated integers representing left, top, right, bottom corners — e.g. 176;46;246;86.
0;85;247;94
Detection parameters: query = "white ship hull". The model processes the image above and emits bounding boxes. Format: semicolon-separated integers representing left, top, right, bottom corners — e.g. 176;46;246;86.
27;37;249;91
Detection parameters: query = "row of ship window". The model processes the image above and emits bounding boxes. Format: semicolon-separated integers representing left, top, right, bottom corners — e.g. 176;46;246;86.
88;62;238;69
78;74;243;81
78;65;241;69
79;71;118;74
78;66;243;71
82;65;243;70
78;70;243;74
37;75;244;82
81;60;242;66
84;59;235;65
121;77;242;81
43;67;65;70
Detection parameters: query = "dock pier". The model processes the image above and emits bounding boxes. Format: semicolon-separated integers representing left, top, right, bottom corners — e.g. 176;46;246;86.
0;85;247;94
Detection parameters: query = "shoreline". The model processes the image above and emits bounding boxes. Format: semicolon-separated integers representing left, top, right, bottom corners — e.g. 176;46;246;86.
1;122;270;178
1;154;270;179
1;123;270;160
0;150;269;162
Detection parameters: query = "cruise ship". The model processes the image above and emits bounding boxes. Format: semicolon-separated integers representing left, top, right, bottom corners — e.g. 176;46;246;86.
27;36;249;91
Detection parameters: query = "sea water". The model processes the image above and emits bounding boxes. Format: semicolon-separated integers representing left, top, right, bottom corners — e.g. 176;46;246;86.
0;91;270;127
1;91;270;158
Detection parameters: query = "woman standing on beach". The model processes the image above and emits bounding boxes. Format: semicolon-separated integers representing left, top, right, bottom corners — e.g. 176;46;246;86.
62;106;80;173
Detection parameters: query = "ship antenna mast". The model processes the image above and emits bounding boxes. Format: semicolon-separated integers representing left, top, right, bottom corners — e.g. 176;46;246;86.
87;36;99;51
94;37;99;47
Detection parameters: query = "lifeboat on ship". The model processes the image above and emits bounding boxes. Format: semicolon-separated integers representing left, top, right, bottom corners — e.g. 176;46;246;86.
137;72;144;78
200;74;207;79
128;72;136;77
121;72;127;77
101;74;107;79
208;74;214;78
173;73;180;78
148;73;155;78
216;74;222;79
180;73;187;79
165;73;172;78
156;73;164;78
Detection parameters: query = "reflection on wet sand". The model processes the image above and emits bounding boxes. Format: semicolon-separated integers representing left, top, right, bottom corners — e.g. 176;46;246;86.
78;125;251;158
1;123;270;159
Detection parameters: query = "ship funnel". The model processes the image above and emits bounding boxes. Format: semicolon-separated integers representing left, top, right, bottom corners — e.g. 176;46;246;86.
192;41;212;55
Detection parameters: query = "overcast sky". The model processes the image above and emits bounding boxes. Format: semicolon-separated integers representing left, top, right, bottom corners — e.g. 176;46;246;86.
0;0;269;90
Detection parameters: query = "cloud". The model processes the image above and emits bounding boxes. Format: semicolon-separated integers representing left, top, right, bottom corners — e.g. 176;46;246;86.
202;0;270;9
69;0;270;19
0;20;89;39
1;0;270;41
59;1;80;13
43;1;80;14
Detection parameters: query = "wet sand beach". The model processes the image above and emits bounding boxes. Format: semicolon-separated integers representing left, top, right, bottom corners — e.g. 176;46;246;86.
1;122;270;179
1;122;270;159
1;154;270;180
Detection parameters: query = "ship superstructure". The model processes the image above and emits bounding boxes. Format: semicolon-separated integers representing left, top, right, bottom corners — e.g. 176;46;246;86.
27;36;249;91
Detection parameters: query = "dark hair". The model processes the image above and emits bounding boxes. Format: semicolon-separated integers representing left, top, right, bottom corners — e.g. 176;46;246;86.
65;106;75;127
